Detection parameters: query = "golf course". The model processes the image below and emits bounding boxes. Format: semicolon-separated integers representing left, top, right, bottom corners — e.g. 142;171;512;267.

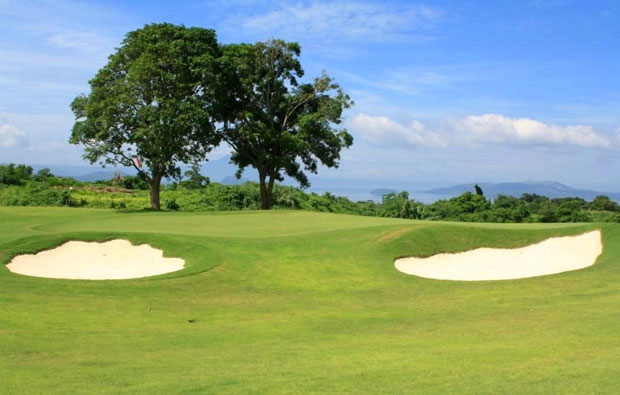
2;206;620;393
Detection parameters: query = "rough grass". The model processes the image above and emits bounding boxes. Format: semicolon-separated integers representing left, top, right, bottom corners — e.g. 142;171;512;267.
1;207;619;393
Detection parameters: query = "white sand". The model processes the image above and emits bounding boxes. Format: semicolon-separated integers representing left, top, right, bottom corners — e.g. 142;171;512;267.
394;230;602;281
6;239;184;280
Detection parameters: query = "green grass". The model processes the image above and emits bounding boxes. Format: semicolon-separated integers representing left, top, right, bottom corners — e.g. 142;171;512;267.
1;207;619;393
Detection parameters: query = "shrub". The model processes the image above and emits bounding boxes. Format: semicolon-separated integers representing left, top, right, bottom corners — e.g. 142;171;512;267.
33;168;54;181
60;191;76;207
165;199;180;211
0;164;33;185
122;175;149;190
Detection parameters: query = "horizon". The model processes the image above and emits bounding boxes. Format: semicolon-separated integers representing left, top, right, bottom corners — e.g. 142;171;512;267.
10;158;620;192
6;159;620;205
1;0;619;191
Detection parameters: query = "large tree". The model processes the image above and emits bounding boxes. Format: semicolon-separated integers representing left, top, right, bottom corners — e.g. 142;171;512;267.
70;23;221;210
218;40;353;209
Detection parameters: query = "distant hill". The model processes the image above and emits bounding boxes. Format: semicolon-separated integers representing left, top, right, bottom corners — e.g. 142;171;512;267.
73;171;133;182
423;181;620;202
370;188;397;197
27;158;252;183
220;176;251;185
19;162;620;204
27;164;135;180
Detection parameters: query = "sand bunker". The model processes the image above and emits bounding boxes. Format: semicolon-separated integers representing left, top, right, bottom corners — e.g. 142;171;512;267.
6;239;184;280
395;230;602;281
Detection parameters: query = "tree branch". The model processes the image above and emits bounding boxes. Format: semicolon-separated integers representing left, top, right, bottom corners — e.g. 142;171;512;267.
282;93;313;130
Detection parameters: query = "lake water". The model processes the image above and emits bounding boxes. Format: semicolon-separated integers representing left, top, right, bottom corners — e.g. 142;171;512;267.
307;185;453;204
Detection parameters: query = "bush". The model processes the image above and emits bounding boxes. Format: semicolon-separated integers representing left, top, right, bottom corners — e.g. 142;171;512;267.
179;165;210;189
109;201;128;209
0;185;79;207
33;168;54;181
2;174;620;224
0;164;33;185
590;195;619;212
60;190;76;207
165;199;180;211
123;176;149;190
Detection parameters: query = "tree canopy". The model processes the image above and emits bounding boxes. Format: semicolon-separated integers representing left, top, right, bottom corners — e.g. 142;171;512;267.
218;40;354;209
0;164;33;186
69;23;221;210
69;26;354;210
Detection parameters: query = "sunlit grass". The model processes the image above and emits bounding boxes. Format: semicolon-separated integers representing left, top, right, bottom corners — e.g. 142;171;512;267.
1;207;618;393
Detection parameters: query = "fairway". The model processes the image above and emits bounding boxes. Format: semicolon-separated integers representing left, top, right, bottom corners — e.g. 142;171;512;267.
2;207;620;393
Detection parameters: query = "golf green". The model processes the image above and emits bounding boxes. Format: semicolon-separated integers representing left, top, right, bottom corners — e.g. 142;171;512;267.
1;207;618;393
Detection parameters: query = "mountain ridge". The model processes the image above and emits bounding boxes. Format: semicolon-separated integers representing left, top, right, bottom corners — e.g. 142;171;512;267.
422;181;620;202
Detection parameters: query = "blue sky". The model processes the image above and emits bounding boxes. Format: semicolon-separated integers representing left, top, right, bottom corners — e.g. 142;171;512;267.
1;0;619;190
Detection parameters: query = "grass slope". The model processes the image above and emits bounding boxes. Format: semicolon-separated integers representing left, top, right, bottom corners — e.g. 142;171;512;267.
1;207;619;393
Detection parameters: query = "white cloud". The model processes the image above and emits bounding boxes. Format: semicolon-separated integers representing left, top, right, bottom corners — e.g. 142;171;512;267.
206;143;233;161
349;113;445;148
0;124;28;147
448;114;610;148
350;113;611;149
239;1;442;51
47;31;111;53
334;63;499;96
4;0;122;53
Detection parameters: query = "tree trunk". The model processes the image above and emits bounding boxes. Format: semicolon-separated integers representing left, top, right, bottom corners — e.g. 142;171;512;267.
149;175;162;210
267;174;275;207
259;172;272;210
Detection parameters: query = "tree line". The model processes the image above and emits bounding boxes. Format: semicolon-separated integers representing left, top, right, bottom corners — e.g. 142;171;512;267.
2;165;619;223
70;23;353;210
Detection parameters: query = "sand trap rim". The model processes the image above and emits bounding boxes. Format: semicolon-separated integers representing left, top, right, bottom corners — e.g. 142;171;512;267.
394;229;603;281
392;228;601;260
2;235;191;281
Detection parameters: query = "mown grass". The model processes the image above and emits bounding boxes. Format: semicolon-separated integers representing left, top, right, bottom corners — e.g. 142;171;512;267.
1;207;619;393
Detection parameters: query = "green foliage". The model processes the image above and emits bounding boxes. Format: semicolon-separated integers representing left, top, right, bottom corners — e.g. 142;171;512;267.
590;195;620;212
589;211;620;223
32;168;54;181
109;201;127;210
0;184;80;207
380;192;420;219
109;171;124;186
68;25;354;211
0;164;618;223
69;23;222;209
179;165;210;189
219;40;353;209
0;164;33;185
121;175;149;190
165;199;180;211
272;186;300;209
44;176;77;187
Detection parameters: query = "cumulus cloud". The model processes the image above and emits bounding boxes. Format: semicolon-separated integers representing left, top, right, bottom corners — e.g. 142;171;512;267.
350;113;611;149
349;113;445;148
448;114;609;148
0;124;28;147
